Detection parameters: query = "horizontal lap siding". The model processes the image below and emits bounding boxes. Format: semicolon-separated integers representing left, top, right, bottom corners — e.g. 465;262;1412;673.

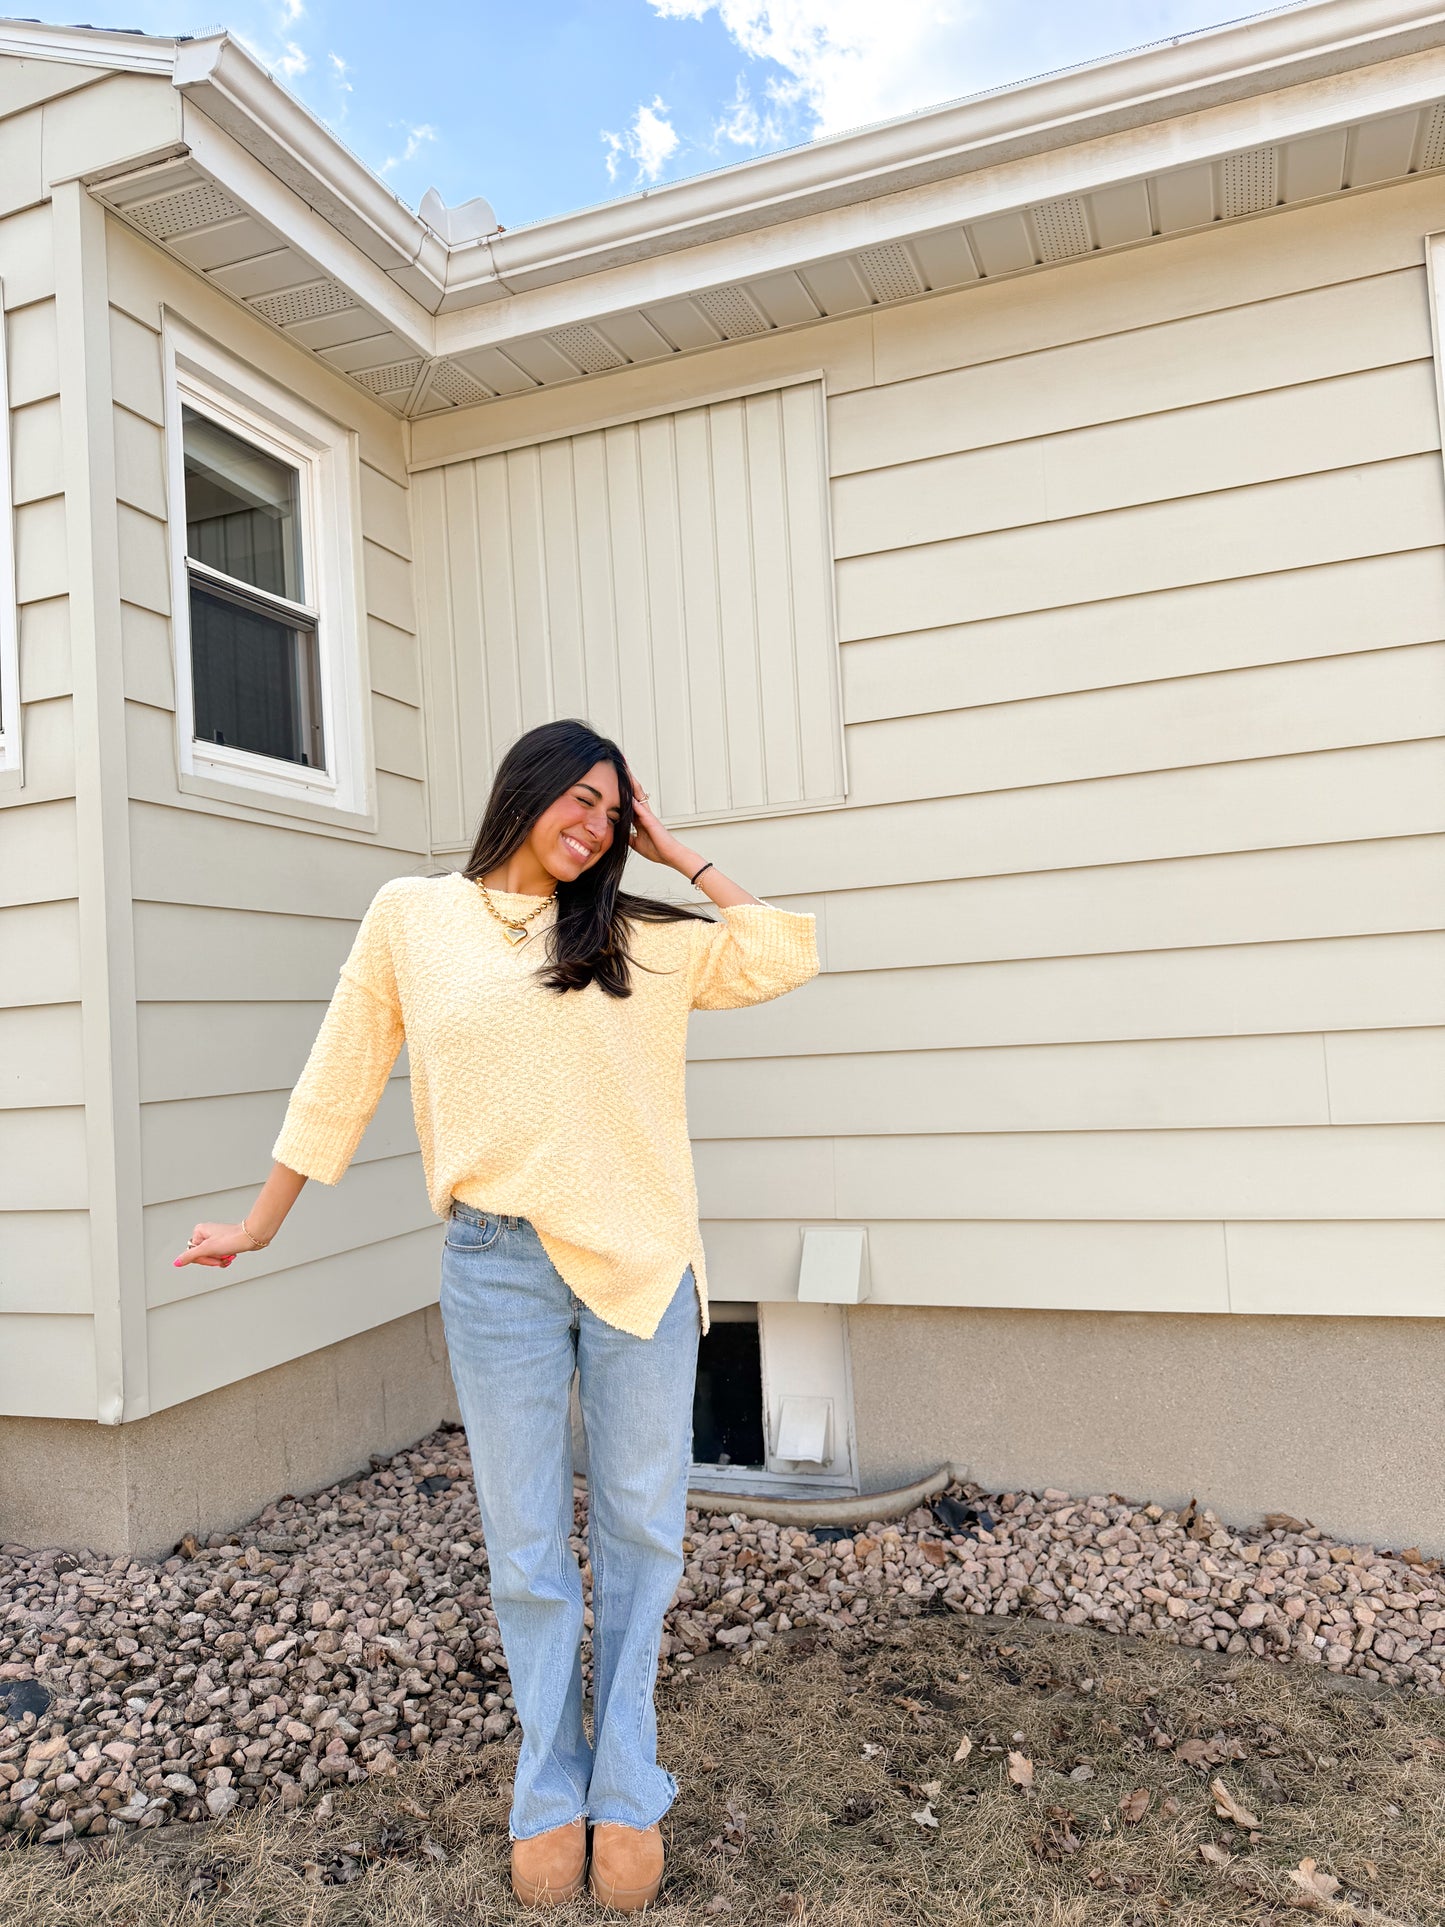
684;178;1445;1318
102;231;437;1414
0;132;91;1381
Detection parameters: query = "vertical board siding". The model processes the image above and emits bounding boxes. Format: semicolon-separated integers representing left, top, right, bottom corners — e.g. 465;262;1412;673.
416;380;846;850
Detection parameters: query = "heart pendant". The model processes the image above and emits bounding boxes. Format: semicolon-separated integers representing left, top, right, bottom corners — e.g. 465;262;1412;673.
504;925;529;945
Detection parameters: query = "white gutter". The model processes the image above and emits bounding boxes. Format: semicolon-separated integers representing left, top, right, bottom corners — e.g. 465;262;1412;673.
6;0;1445;323
452;0;1445;300
170;34;444;283
433;34;1445;356
0;19;177;70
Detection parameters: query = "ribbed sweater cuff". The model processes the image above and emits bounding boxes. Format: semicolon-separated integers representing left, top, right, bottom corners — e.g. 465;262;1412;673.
718;901;818;976
271;1102;371;1186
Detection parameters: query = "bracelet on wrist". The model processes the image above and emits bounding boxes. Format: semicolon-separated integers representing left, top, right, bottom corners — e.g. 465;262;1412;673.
689;860;714;887
240;1215;271;1250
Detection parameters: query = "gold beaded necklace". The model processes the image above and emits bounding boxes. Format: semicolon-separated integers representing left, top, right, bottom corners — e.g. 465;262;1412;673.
473;875;557;946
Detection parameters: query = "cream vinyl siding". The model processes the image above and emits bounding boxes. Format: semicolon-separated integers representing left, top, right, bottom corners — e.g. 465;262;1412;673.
413;378;846;852
411;168;1445;1325
102;215;437;1416
0;67;95;1418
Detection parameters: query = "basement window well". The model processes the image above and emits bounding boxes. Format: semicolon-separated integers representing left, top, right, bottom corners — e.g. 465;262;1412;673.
692;1303;765;1470
689;1299;859;1499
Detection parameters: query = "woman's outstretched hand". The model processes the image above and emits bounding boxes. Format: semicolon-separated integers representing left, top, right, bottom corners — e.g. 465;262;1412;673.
172;1222;251;1269
169;1169;303;1274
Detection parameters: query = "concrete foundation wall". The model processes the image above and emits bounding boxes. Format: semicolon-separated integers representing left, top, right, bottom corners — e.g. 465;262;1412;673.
0;1306;459;1558
848;1304;1445;1556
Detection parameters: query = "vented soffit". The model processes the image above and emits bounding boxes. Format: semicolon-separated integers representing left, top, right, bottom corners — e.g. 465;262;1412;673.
92;86;1445;427
13;3;1445;319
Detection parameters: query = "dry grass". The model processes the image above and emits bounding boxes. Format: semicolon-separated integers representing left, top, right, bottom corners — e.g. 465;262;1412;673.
2;1610;1442;1926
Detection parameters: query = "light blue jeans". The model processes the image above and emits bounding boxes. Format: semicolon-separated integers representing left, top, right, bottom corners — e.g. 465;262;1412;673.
438;1200;701;1841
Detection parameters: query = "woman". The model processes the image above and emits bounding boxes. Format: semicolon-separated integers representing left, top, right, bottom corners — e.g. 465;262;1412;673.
172;717;819;1911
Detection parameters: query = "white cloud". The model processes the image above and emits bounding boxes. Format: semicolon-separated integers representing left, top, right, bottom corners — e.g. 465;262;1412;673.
279;0;304;23
329;51;352;90
379;123;438;175
273;39;309;81
235;28;310;85
651;0;1250;142
601;96;681;184
714;75;783;148
650;0;985;137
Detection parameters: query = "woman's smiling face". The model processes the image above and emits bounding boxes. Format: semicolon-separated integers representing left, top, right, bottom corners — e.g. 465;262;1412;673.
529;759;623;882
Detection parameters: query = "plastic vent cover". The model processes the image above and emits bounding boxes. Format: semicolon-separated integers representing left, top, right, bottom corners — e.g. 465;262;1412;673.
249;280;359;328
126;182;245;241
856;243;924;302
694;286;769;339
1421;102;1445;173
1032;197;1093;263
1221;146;1276;217
547;325;627;374
774;1395;832;1466
354;358;424;396
427;360;494;406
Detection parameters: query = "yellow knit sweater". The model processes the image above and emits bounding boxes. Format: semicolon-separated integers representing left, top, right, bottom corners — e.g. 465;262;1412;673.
271;872;819;1339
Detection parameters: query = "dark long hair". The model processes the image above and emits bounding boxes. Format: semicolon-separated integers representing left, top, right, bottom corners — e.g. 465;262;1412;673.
459;718;712;997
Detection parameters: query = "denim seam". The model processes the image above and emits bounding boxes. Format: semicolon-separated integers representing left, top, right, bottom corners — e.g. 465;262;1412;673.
588;1492;608;1765
548;1355;589;1816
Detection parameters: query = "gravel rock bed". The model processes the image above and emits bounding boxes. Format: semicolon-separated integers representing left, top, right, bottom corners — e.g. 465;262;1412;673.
3;1426;1442;1847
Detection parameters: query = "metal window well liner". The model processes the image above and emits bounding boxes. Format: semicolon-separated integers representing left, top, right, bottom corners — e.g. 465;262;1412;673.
574;1465;960;1526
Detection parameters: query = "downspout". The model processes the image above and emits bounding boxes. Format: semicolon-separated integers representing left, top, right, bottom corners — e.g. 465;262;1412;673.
52;182;150;1427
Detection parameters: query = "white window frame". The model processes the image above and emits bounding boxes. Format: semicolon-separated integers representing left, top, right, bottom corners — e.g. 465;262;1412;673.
0;274;21;788
162;311;371;819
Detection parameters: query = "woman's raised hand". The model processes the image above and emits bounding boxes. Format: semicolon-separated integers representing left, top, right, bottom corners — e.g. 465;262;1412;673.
624;763;693;872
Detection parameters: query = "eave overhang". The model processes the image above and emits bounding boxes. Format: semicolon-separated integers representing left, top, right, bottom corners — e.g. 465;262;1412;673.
7;2;1445;418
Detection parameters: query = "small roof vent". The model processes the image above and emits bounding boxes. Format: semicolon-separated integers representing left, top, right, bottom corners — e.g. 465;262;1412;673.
126;181;244;241
1221;146;1276;217
548;324;628;375
857;243;924;301
418;187;501;245
354;357;424;397
695;286;769;339
1032;196;1093;263
249;279;358;328
1421;102;1445;173
426;359;494;407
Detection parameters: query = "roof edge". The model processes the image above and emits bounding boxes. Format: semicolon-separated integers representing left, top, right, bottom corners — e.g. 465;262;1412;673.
6;1;1445;315
0;19;180;70
468;0;1445;295
170;35;439;280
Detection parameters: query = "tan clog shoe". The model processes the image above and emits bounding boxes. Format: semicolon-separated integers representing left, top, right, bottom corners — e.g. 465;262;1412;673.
510;1812;587;1907
588;1820;665;1912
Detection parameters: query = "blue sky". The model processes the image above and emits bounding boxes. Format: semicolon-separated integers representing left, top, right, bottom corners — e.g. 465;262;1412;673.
43;1;1300;229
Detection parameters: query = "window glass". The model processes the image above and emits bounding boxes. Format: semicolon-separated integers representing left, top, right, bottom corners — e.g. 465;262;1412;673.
182;404;304;603
188;582;323;769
